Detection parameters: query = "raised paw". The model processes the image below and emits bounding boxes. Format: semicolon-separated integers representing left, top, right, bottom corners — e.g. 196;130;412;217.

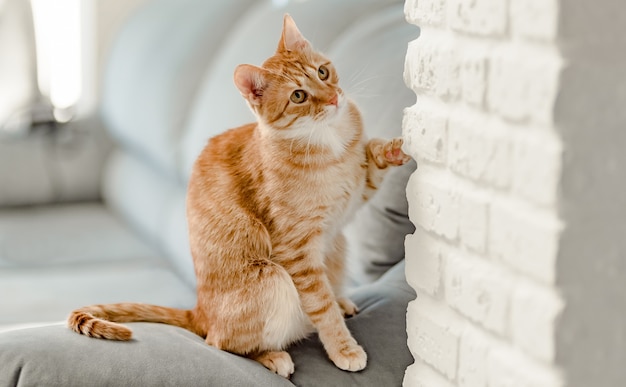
253;351;295;379
383;137;411;166
337;297;359;318
328;341;367;372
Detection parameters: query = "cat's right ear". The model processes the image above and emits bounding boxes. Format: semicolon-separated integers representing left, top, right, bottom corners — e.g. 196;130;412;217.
234;64;269;106
277;14;309;52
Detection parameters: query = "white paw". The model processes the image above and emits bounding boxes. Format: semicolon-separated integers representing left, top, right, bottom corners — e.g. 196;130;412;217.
329;343;367;372
337;297;359;318
256;351;295;379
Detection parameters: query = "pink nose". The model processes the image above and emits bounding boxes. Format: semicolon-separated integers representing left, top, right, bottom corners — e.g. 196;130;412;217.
328;94;338;106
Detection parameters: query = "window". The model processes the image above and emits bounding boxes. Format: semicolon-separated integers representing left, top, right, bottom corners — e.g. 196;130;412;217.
30;0;94;121
0;0;94;134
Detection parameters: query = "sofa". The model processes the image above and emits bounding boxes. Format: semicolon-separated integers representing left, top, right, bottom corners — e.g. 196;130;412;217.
0;0;419;385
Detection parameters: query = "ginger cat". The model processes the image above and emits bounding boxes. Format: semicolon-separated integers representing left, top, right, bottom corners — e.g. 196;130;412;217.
68;15;410;378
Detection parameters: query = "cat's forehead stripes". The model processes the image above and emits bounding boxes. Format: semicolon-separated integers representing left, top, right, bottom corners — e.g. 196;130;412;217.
264;51;332;85
294;61;313;78
268;62;313;85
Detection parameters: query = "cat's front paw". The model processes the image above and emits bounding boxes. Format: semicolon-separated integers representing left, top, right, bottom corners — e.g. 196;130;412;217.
328;342;368;372
383;137;411;166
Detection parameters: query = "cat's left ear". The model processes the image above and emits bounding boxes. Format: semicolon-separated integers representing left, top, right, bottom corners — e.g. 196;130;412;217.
234;64;269;106
277;14;309;52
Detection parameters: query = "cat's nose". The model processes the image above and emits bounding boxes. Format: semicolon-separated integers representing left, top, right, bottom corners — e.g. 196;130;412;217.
328;94;338;106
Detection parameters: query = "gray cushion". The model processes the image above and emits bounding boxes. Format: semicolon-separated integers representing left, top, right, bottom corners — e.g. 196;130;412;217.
345;161;417;287
0;261;414;387
0;323;291;387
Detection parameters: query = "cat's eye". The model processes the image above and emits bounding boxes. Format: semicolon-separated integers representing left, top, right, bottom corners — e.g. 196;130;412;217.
290;90;308;104
318;65;329;81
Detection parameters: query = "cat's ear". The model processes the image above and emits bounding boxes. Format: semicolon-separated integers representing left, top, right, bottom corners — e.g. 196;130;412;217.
277;14;309;52
234;64;269;106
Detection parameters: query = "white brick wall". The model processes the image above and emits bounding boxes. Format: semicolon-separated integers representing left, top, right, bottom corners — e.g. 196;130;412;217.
402;0;571;385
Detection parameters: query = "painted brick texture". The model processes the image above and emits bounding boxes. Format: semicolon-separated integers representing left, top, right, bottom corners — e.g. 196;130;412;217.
402;0;569;385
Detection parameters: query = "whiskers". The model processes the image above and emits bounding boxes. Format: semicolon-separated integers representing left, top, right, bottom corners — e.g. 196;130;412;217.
345;74;394;99
289;137;297;158
344;63;395;100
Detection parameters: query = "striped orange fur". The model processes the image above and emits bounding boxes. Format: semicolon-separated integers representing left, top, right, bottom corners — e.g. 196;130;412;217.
67;14;411;378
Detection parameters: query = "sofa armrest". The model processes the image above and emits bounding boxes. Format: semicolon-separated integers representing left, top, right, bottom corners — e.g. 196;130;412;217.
0;115;112;207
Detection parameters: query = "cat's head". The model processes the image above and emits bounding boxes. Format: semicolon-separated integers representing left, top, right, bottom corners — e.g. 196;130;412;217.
234;15;347;136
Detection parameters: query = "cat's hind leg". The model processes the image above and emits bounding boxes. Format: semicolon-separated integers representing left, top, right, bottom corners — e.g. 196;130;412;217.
252;351;295;379
200;259;309;377
260;262;312;349
337;297;358;318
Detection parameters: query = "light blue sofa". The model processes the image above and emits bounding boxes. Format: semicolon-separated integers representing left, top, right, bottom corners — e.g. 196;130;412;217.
0;0;418;385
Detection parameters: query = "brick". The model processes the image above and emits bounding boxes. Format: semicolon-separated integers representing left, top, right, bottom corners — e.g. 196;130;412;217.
489;198;563;284
510;0;559;41
404;361;455;387
511;131;562;207
407;170;459;241
448;0;508;36
448;109;512;189
405;230;444;296
510;281;564;362
458;188;489;253
488;347;564;387
401;3;570;383
487;44;562;125
459;44;489;108
444;252;511;334
404;32;461;100
458;326;491;387
407;297;462;380
404;0;447;28
402;99;448;164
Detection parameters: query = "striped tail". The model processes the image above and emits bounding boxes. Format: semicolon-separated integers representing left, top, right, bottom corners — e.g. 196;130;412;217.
67;303;193;340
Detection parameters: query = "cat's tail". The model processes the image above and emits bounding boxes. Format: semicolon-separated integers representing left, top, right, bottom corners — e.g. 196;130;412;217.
67;303;194;341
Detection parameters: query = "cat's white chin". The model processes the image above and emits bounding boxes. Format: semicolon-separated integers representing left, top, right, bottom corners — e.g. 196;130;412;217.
282;110;353;158
315;94;346;125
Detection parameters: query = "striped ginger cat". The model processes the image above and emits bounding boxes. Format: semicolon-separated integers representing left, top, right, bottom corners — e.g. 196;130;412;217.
68;14;411;378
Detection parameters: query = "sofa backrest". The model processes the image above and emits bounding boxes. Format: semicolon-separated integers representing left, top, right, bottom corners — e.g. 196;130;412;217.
99;0;417;286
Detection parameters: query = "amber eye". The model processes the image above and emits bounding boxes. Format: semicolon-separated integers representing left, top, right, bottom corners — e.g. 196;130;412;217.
318;65;329;81
290;89;308;104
